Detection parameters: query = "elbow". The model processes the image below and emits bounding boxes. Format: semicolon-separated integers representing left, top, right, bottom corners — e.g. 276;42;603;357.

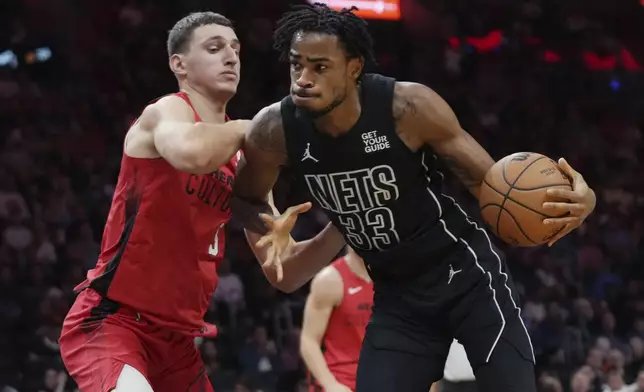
299;334;317;357
299;338;311;359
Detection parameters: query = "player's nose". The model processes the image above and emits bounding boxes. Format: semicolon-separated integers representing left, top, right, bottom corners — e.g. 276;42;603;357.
223;46;239;67
296;68;315;88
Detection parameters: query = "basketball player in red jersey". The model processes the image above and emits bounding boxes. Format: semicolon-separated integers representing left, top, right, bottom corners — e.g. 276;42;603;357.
300;247;373;392
58;12;249;392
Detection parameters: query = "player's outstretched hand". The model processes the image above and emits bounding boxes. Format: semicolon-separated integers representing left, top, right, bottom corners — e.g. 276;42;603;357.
255;202;313;282
542;158;596;246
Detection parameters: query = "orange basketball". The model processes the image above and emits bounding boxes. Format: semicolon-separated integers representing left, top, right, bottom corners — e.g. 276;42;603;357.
478;152;572;247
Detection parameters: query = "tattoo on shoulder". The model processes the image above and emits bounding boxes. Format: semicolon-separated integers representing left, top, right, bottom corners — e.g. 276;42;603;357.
249;105;286;155
440;155;480;189
392;88;418;123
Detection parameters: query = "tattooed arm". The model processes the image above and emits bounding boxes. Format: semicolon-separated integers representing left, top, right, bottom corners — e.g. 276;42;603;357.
231;103;287;234
393;82;494;198
232;103;345;292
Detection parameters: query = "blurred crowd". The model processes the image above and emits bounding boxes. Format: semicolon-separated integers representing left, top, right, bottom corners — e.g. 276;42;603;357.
1;0;643;391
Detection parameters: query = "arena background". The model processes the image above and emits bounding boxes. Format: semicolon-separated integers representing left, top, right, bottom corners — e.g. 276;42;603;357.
1;0;643;391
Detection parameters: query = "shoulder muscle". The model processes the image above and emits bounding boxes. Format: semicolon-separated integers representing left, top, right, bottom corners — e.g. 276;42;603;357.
125;95;195;158
245;102;287;163
136;95;195;133
393;82;462;147
309;265;343;307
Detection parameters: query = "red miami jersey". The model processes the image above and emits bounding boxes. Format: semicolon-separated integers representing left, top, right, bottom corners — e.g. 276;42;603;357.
312;257;374;391
75;92;241;335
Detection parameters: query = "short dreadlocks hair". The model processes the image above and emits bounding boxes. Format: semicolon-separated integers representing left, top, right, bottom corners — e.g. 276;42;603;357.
273;3;377;73
167;12;233;57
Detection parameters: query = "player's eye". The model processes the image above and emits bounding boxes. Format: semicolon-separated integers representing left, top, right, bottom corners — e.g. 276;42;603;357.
290;62;302;71
315;64;327;72
208;46;220;53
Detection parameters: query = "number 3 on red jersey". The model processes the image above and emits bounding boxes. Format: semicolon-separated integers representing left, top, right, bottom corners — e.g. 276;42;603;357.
208;223;225;257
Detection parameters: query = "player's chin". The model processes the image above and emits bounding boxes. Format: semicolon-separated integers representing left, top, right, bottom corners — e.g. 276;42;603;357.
212;81;238;96
291;95;322;110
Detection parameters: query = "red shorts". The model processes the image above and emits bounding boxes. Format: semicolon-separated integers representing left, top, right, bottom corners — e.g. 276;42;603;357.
59;289;214;392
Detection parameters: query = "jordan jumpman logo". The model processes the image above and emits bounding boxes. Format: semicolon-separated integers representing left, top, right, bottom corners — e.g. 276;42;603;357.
302;142;319;162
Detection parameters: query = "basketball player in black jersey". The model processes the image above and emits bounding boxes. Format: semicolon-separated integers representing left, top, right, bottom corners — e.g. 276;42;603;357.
231;4;596;392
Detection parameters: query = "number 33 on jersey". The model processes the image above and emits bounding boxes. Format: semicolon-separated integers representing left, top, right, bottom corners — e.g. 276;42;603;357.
305;165;401;251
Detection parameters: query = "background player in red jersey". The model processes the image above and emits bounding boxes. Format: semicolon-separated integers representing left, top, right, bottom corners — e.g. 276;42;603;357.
300;247;373;392
58;12;249;392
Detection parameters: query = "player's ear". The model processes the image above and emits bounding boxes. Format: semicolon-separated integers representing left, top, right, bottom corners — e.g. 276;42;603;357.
348;57;363;81
169;54;188;76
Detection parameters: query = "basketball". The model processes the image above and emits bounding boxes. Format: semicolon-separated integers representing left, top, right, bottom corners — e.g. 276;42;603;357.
478;152;573;247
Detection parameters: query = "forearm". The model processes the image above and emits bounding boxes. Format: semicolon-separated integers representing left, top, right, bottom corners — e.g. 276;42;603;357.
231;196;273;235
194;122;245;172
155;121;244;174
439;147;493;199
247;222;346;292
300;336;339;388
230;160;282;235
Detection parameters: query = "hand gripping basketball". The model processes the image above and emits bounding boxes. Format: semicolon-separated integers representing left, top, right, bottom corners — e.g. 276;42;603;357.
542;158;596;246
255;202;313;282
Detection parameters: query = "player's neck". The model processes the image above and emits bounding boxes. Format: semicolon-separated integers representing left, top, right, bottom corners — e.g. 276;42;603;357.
346;254;371;283
313;88;361;137
179;85;228;123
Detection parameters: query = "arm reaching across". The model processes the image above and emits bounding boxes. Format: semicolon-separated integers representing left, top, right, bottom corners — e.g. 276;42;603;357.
232;103;346;292
127;95;248;173
393;82;595;244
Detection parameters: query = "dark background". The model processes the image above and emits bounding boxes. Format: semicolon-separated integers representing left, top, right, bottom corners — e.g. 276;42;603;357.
1;0;643;391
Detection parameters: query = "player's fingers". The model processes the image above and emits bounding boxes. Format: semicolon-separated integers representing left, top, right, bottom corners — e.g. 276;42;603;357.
262;253;273;269
263;243;277;263
545;188;579;201
542;202;586;213
259;213;276;226
272;244;281;262
543;216;581;225
557;158;578;178
275;258;284;282
255;234;273;248
547;224;572;247
285;202;312;217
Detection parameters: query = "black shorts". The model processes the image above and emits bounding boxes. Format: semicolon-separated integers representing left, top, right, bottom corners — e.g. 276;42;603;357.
356;227;536;392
